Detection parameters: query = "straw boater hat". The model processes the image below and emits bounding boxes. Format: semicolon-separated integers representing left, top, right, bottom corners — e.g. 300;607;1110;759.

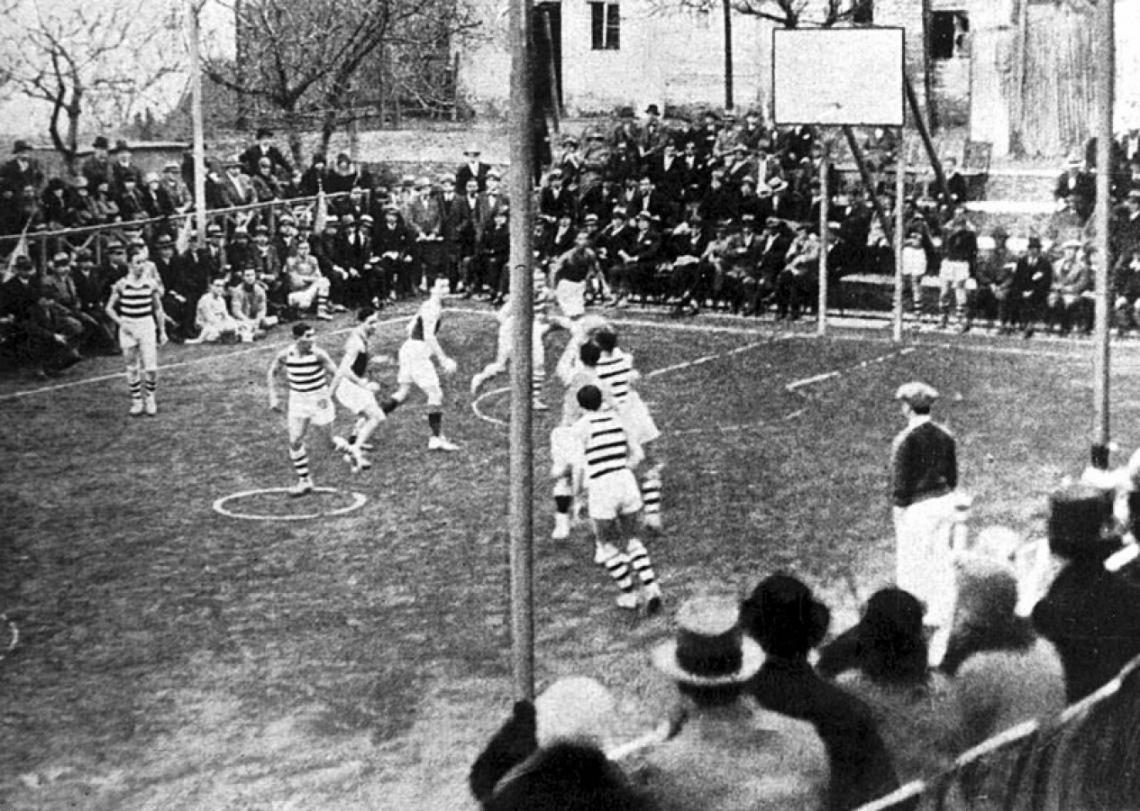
652;596;764;686
533;676;616;747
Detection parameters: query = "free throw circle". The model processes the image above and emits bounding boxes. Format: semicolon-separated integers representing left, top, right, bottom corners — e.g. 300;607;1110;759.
212;487;368;521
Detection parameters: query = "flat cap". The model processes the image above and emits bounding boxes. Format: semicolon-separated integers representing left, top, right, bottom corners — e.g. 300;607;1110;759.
895;381;939;409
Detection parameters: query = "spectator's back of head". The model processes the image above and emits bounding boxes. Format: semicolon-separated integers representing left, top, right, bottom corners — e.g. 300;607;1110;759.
740;574;830;659
484;741;655;811
853;588;928;685
1047;483;1120;562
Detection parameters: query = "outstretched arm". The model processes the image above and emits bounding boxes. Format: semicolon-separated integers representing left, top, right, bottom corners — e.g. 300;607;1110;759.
267;350;286;411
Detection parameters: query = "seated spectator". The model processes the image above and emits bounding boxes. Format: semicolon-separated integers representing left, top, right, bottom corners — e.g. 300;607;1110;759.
40;178;71;229
973;225;1015;333
637;594;830;810
284;239;331;320
1008;235;1053;338
1054;153;1096;224
773;221;820;321
191;277;251;343
229;267;275;334
250;157;282;203
40;250;115;354
0;255;82;374
471;676;653;810
91;180;121;224
613;212;661;307
1032;484;1140;703
941;553;1066;751
239;127;293;179
299;153;327;197
1047;239;1092;334
740;575;899;810
0;140;45;194
817;588;956;781
68;177;99;228
1114;247;1140;336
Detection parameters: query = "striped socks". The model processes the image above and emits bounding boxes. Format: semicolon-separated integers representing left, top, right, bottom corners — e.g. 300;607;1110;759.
290;444;310;480
641;469;662;529
144;378;156;396
600;546;636;594
626;538;658;588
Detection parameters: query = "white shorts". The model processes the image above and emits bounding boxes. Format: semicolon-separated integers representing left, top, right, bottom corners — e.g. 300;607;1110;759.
550;426;585;477
587;468;643;520
940;259;970;284
336;379;382;416
120;317;158;369
289;389;335;428
617;390;660;446
902;247;927;278
556;279;586;319
397;340;440;390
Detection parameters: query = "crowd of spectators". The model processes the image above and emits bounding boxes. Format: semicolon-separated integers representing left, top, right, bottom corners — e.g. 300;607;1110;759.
4;115;1140;374
469;480;1140;810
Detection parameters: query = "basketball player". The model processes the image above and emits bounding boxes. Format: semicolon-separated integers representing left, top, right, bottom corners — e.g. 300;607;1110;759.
593;327;664;530
563;384;663;614
381;276;460;451
333;307;389;471
469;297;553;410
105;246;167;416
267;323;355;495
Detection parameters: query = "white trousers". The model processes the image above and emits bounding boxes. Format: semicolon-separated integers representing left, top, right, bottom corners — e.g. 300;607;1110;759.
894;492;958;628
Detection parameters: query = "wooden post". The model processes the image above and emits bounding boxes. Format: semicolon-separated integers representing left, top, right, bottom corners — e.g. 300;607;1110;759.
1092;0;1113;462
894;129;906;342
904;74;951;205
542;9;562;127
508;0;536;700
723;0;733;111
186;0;208;239
818;142;829;337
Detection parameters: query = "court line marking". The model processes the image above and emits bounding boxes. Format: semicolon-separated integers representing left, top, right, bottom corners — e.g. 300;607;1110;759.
212;486;368;521
786;347;918;392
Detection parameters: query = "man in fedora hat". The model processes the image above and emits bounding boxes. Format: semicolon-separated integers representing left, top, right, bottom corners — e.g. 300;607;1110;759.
1009;234;1053;337
637;594;829;809
0;140;44;193
1032;483;1140;702
638;104;667;162
110;140;143;194
456;144;491;193
240;127;292;178
1054;152;1095;224
81;136;114;190
891;380;960;662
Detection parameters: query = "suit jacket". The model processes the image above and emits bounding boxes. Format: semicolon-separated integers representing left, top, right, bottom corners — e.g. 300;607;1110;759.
456;161;492;193
649;155;687;203
0;158;45;192
1054;170;1096;221
80;155;115;190
1011;255;1054;301
111;162;143;194
474;191;509;242
538;186;577;221
239;144;293;178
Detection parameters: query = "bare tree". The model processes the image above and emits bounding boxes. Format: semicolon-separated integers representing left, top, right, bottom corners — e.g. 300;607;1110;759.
204;0;478;162
0;0;184;173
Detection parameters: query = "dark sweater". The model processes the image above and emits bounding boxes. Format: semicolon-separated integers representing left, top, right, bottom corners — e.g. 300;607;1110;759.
891;419;957;508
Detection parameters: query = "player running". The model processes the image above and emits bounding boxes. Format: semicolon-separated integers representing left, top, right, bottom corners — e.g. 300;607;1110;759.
470;297;554;410
333;307;389;471
562;384;663;614
381;276;460;451
105;246;167;416
267;323;355;496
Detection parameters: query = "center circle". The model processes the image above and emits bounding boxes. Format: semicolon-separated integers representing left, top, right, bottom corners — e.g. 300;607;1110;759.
212;487;368;521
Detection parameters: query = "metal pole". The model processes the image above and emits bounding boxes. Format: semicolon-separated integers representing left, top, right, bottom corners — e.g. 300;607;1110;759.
818;142;829;337
722;0;733;111
894;128;906;342
1092;0;1114;460
186;0;208;237
508;0;536;700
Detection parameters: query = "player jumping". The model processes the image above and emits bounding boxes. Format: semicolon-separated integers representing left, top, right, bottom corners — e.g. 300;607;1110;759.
267;323;355;495
333;307;389;471
381;276;460;451
105;246;167;416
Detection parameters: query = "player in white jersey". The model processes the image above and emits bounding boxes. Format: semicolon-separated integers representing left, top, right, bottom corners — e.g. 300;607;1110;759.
593;327;664;530
470;296;553;410
562;384;663;613
381;276;460;451
333;307;389;471
267;323;354;496
105;247;167;416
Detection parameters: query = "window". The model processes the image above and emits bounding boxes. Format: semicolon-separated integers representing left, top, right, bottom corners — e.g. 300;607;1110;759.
930;11;969;60
851;0;873;25
591;2;620;50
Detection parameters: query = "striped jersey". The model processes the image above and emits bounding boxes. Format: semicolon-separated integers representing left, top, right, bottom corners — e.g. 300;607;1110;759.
577;409;630;481
344;329;370;377
595;349;634;405
115;276;159;319
408;299;442;341
285;348;328;394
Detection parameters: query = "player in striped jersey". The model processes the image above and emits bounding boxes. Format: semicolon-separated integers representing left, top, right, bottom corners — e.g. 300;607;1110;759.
333;307;389;471
562;384;663;613
593;327;664;530
105;247;167;416
267;323;354;496
469;294;553;410
381;276;460;451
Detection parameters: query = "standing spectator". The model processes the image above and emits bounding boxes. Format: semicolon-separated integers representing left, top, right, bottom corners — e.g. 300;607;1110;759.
159;161;190;211
151;235;190;342
973;226;1015;332
81;136;114;190
436;174;467;293
579;129;611;197
218;158;253;208
1054;152;1096;224
638;104;667;163
819;588;956;782
939;207;977;331
638;594;829;809
942;156;969;204
239;127;293;178
299;153;327;197
474;169;509;248
539;169;576;222
1009;235;1054;338
456;144;491;192
890;381;959;663
1031;484;1140;703
324;153;367;198
71;249;117;350
479;207;511;304
333;213;371;308
372;206;415;302
110;141;143;194
250;157;282;203
0;140;45;194
1113;189;1140;259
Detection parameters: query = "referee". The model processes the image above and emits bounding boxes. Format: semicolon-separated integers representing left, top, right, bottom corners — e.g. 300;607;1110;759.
890;381;959;663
